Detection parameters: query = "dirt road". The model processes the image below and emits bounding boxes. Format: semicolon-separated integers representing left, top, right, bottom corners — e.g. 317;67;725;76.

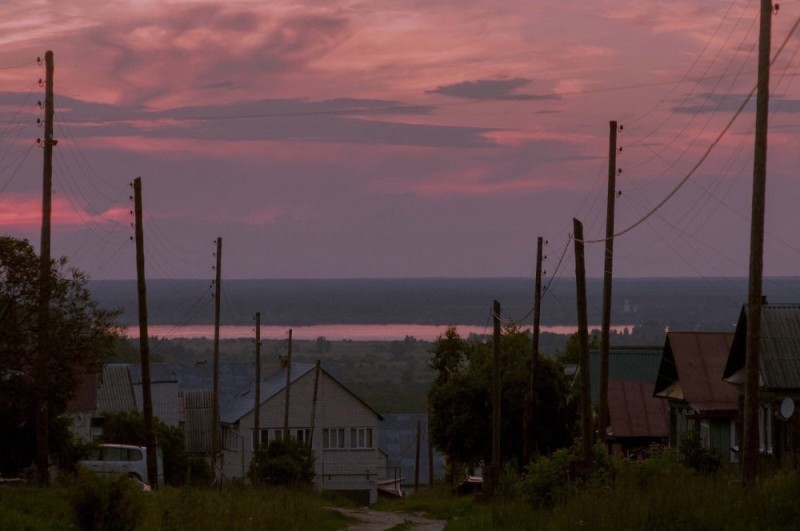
336;507;446;531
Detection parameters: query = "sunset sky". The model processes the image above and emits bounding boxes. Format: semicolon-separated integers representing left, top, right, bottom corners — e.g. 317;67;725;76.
1;0;799;281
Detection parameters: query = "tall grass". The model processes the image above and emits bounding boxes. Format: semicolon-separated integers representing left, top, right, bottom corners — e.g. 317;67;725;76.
377;454;800;531
1;479;354;531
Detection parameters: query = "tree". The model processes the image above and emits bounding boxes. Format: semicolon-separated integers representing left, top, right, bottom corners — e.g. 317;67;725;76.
428;325;574;483
0;237;120;477
99;411;208;486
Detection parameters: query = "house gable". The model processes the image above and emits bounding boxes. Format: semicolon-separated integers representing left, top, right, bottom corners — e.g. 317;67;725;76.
724;303;800;391
654;332;738;414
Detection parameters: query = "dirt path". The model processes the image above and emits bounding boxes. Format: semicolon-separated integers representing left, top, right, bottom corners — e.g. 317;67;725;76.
336;507;446;531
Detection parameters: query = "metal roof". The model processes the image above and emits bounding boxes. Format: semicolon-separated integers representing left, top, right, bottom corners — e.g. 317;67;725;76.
220;363;316;424
724;303;800;390
183;389;212;454
608;380;668;439
588;347;663;402
654;332;738;413
97;364;137;413
220;362;383;424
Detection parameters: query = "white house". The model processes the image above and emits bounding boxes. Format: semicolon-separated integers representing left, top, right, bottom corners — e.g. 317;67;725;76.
220;362;385;504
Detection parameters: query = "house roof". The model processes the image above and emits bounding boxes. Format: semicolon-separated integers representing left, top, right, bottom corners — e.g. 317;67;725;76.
588;347;663;402
66;371;99;413
97;364;137;413
654;332;738;413
608;380;668;439
723;303;800;390
220;362;383;424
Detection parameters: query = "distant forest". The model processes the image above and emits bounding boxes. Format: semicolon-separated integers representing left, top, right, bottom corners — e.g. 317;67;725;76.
103;276;800;414
91;276;800;331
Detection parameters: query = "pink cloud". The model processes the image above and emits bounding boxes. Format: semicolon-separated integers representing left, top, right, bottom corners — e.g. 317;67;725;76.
0;194;129;229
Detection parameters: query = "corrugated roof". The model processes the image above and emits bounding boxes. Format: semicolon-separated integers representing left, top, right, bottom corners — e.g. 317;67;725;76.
220;362;383;424
654;332;738;413
183;389;212;454
97;364;137;413
221;363;316;424
724;303;800;390
588;347;663;402
608;380;668;439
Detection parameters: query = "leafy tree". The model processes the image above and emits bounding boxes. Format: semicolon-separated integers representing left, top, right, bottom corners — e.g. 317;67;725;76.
428;326;468;385
99;411;204;486
0;237;120;477
428;325;574;482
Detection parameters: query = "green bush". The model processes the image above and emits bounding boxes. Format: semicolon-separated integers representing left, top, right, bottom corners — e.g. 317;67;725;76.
250;439;315;486
678;431;721;474
522;442;614;508
69;471;144;531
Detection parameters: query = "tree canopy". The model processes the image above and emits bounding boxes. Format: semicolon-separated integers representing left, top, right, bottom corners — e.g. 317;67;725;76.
0;236;120;476
428;325;575;479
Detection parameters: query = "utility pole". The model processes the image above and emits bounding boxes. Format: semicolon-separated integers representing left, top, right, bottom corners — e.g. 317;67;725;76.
743;0;772;489
133;177;158;489
599;121;618;444
35;49;54;486
489;299;502;496
211;237;222;481
427;419;434;487
525;236;544;463
414;419;421;492
253;312;261;460
283;329;293;440
573;219;593;465
309;360;321;449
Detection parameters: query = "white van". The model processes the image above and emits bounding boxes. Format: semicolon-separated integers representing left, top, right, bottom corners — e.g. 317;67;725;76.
79;444;163;487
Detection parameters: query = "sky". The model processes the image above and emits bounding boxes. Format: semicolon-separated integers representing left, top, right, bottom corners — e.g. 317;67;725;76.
1;0;799;281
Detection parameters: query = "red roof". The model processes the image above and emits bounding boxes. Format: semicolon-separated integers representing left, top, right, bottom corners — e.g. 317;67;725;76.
608;380;668;438
654;332;739;413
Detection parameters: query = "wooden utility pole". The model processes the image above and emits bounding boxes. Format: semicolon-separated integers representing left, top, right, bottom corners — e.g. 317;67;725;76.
427;420;434;487
414;419;421;492
309;360;321;449
743;0;772;488
573;219;593;464
253;312;262;459
211;237;222;480
35;49;54;486
283;329;293;440
489;299;502;496
525;236;544;462
599;121;618;444
133;177;158;489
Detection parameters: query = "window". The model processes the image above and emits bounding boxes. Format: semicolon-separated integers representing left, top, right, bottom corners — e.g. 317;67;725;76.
759;404;773;454
294;429;311;444
350;428;373;449
700;421;710;449
323;428;345;449
730;420;739;464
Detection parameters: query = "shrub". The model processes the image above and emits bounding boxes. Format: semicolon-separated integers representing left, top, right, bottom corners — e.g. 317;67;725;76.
250;439;315;486
69;471;144;531
678;431;721;474
522;442;614;508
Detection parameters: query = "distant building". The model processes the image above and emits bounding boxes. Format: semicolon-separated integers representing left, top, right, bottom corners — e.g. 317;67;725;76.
654;332;739;465
723;303;800;468
221;362;384;504
584;347;667;456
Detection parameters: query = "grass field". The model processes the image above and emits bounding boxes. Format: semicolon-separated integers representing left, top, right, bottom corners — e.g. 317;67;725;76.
4;460;799;530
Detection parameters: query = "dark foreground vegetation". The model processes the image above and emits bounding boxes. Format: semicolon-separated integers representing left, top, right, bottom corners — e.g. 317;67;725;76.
4;451;799;530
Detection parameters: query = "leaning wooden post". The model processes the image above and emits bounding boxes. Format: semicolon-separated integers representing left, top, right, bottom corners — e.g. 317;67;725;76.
573;219;593;466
